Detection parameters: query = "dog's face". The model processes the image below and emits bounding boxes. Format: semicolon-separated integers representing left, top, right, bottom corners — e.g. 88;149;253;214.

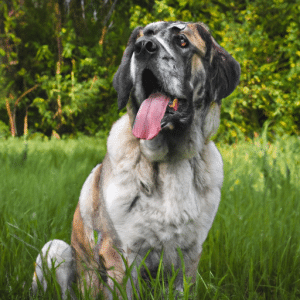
113;21;240;144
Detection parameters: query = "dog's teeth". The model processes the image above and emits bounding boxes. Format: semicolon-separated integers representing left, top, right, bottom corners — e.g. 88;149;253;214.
163;122;174;130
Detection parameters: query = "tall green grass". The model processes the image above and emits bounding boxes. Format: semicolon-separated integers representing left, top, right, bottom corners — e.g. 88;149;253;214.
0;137;106;299
203;135;300;299
0;135;299;299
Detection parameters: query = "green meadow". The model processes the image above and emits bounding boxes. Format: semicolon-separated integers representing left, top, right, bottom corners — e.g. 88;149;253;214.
0;135;299;299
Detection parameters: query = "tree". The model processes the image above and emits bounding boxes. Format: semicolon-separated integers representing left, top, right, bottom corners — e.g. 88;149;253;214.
0;0;299;140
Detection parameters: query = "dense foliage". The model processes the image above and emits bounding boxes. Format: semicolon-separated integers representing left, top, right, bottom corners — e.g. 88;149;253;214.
0;0;299;141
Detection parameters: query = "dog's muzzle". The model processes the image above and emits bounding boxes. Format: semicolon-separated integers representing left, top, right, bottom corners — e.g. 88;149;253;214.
131;36;191;141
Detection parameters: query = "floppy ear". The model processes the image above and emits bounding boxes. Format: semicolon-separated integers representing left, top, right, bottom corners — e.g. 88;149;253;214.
113;27;144;110
196;24;241;104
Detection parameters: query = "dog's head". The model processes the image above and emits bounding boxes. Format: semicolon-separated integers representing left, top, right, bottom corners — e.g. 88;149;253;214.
113;21;240;146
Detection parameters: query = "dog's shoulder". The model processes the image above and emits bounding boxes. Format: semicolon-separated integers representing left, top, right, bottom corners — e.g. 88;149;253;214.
79;164;102;231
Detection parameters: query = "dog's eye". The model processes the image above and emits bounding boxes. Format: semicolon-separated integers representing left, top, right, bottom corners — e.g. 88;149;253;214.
176;34;189;48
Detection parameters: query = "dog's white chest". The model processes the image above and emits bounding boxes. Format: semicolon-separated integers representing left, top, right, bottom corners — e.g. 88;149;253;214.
105;160;204;256
104;115;223;262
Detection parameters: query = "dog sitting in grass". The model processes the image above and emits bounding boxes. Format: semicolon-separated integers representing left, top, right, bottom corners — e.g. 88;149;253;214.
32;21;240;299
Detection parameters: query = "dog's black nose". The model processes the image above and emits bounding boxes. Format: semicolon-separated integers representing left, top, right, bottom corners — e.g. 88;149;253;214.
135;37;158;58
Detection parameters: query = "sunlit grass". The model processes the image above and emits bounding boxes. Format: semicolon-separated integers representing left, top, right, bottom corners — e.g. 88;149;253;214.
0;135;299;299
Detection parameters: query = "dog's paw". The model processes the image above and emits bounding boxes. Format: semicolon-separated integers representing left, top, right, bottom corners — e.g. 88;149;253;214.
32;239;75;299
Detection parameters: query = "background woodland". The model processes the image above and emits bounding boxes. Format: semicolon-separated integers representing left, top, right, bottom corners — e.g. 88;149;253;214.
1;0;300;142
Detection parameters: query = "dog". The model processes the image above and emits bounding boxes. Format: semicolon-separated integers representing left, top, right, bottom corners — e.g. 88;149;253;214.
71;20;240;298
33;21;240;298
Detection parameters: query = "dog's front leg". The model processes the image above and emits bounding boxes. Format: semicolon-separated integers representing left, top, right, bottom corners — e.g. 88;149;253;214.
72;205;126;299
96;232;127;299
165;251;201;298
175;252;201;295
71;205;104;297
124;264;139;299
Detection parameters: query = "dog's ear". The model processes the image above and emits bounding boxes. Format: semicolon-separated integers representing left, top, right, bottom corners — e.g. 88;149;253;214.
113;27;144;110
196;24;241;103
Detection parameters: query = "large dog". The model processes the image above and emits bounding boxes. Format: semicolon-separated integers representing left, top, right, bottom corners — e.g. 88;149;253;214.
33;21;240;298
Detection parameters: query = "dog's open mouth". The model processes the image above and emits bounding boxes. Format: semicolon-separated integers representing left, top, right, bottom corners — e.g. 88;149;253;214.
132;69;182;140
141;69;181;110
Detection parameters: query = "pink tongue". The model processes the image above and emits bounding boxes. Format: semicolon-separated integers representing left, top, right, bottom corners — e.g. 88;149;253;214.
132;92;170;140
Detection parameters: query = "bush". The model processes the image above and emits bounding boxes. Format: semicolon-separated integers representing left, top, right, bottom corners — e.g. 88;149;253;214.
1;0;299;141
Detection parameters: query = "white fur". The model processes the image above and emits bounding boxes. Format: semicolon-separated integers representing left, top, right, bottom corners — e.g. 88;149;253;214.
155;35;175;57
32;239;75;299
169;23;187;31
105;114;223;265
130;53;136;84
